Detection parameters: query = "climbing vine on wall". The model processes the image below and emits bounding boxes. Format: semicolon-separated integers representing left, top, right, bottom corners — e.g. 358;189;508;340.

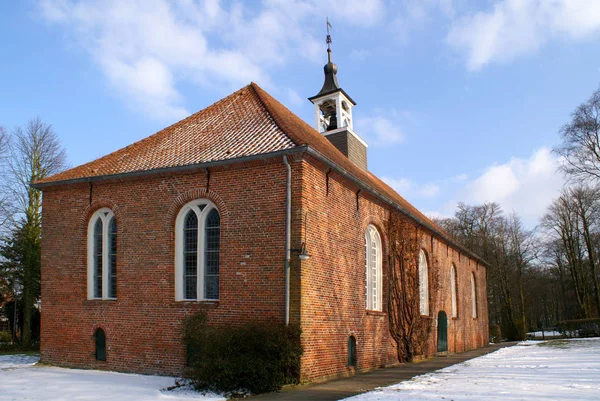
386;212;440;363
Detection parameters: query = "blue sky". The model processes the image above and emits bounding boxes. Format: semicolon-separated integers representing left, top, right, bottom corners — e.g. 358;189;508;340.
1;0;600;226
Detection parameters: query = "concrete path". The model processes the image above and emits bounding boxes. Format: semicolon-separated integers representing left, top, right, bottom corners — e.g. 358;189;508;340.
250;342;517;401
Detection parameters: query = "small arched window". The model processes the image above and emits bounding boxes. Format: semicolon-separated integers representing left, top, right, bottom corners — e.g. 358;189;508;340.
471;273;478;318
87;208;117;300
348;335;357;367
450;264;458;318
365;225;382;311
175;200;221;301
419;250;429;316
95;328;106;361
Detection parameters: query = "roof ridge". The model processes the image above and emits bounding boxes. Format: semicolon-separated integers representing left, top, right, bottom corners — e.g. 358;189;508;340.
249;82;303;147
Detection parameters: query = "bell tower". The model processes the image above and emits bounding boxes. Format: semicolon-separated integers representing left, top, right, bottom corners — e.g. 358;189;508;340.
308;19;368;170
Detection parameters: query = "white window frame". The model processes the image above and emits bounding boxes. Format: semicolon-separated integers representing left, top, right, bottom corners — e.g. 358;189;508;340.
450;264;458;318
419;250;429;316
471;273;478;318
175;199;220;301
87;208;117;300
365;225;383;311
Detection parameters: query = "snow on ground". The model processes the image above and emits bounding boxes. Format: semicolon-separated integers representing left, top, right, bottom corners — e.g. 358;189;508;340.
527;330;562;337
345;338;600;401
0;354;225;401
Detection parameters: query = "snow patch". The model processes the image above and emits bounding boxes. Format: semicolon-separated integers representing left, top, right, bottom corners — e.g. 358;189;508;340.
344;338;600;400
0;354;225;400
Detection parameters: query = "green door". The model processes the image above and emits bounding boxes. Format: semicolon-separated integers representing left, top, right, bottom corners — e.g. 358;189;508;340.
437;311;448;352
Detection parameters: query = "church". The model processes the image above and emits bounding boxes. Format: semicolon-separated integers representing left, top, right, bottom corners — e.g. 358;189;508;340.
34;36;489;382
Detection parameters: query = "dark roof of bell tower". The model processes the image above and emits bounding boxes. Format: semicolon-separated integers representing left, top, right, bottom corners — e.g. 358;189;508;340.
308;26;356;105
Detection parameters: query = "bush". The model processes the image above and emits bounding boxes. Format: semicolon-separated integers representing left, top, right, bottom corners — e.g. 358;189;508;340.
183;311;303;395
489;325;502;343
0;331;12;343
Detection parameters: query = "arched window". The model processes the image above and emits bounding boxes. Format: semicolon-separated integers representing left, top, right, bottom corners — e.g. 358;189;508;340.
95;328;106;361
365;225;382;311
450;264;458;318
175;200;221;301
87;208;117;300
419;250;429;316
348;335;357;367
471;273;478;318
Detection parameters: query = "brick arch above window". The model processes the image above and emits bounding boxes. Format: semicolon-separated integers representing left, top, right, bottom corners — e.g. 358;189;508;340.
166;188;228;233
90;323;111;337
360;215;388;255
80;198;122;234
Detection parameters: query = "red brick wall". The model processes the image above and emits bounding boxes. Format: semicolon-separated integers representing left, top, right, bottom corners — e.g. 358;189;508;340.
40;153;489;380
295;158;489;381
40;158;291;375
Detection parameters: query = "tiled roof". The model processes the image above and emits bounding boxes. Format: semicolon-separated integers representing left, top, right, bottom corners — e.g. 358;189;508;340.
36;83;483;264
36;85;296;184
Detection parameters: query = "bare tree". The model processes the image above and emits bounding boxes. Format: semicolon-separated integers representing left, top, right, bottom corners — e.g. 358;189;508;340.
541;190;594;318
0;126;9;228
1;118;67;345
570;186;600;314
555;86;600;183
0;126;7;158
507;213;536;338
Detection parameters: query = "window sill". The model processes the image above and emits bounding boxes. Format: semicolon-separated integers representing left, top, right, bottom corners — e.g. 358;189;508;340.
452;317;459;321
86;298;117;301
83;299;117;306
177;300;220;306
366;310;386;317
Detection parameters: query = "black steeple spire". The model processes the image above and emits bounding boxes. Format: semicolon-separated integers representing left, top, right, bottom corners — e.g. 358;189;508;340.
310;18;341;99
308;19;356;105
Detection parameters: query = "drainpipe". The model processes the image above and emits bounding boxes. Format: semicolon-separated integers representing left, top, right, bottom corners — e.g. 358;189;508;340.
283;155;291;326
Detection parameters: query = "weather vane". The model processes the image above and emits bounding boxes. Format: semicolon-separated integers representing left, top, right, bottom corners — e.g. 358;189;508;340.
326;17;332;61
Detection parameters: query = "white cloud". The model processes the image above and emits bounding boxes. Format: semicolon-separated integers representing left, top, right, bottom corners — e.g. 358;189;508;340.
355;109;415;146
447;0;600;70
37;0;384;120
327;0;385;27
389;0;454;42
286;88;304;107
382;176;440;199
463;147;565;224
349;49;369;61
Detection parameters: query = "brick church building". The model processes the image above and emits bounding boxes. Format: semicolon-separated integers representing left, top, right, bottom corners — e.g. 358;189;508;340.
35;41;489;381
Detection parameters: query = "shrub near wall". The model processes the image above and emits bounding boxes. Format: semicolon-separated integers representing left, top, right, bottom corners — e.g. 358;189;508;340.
183;311;303;395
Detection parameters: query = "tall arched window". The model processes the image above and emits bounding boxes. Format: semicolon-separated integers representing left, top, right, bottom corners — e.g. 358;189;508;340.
471;273;478;318
365;225;382;311
87;208;117;300
175;200;221;301
419;250;429;316
450;264;458;318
